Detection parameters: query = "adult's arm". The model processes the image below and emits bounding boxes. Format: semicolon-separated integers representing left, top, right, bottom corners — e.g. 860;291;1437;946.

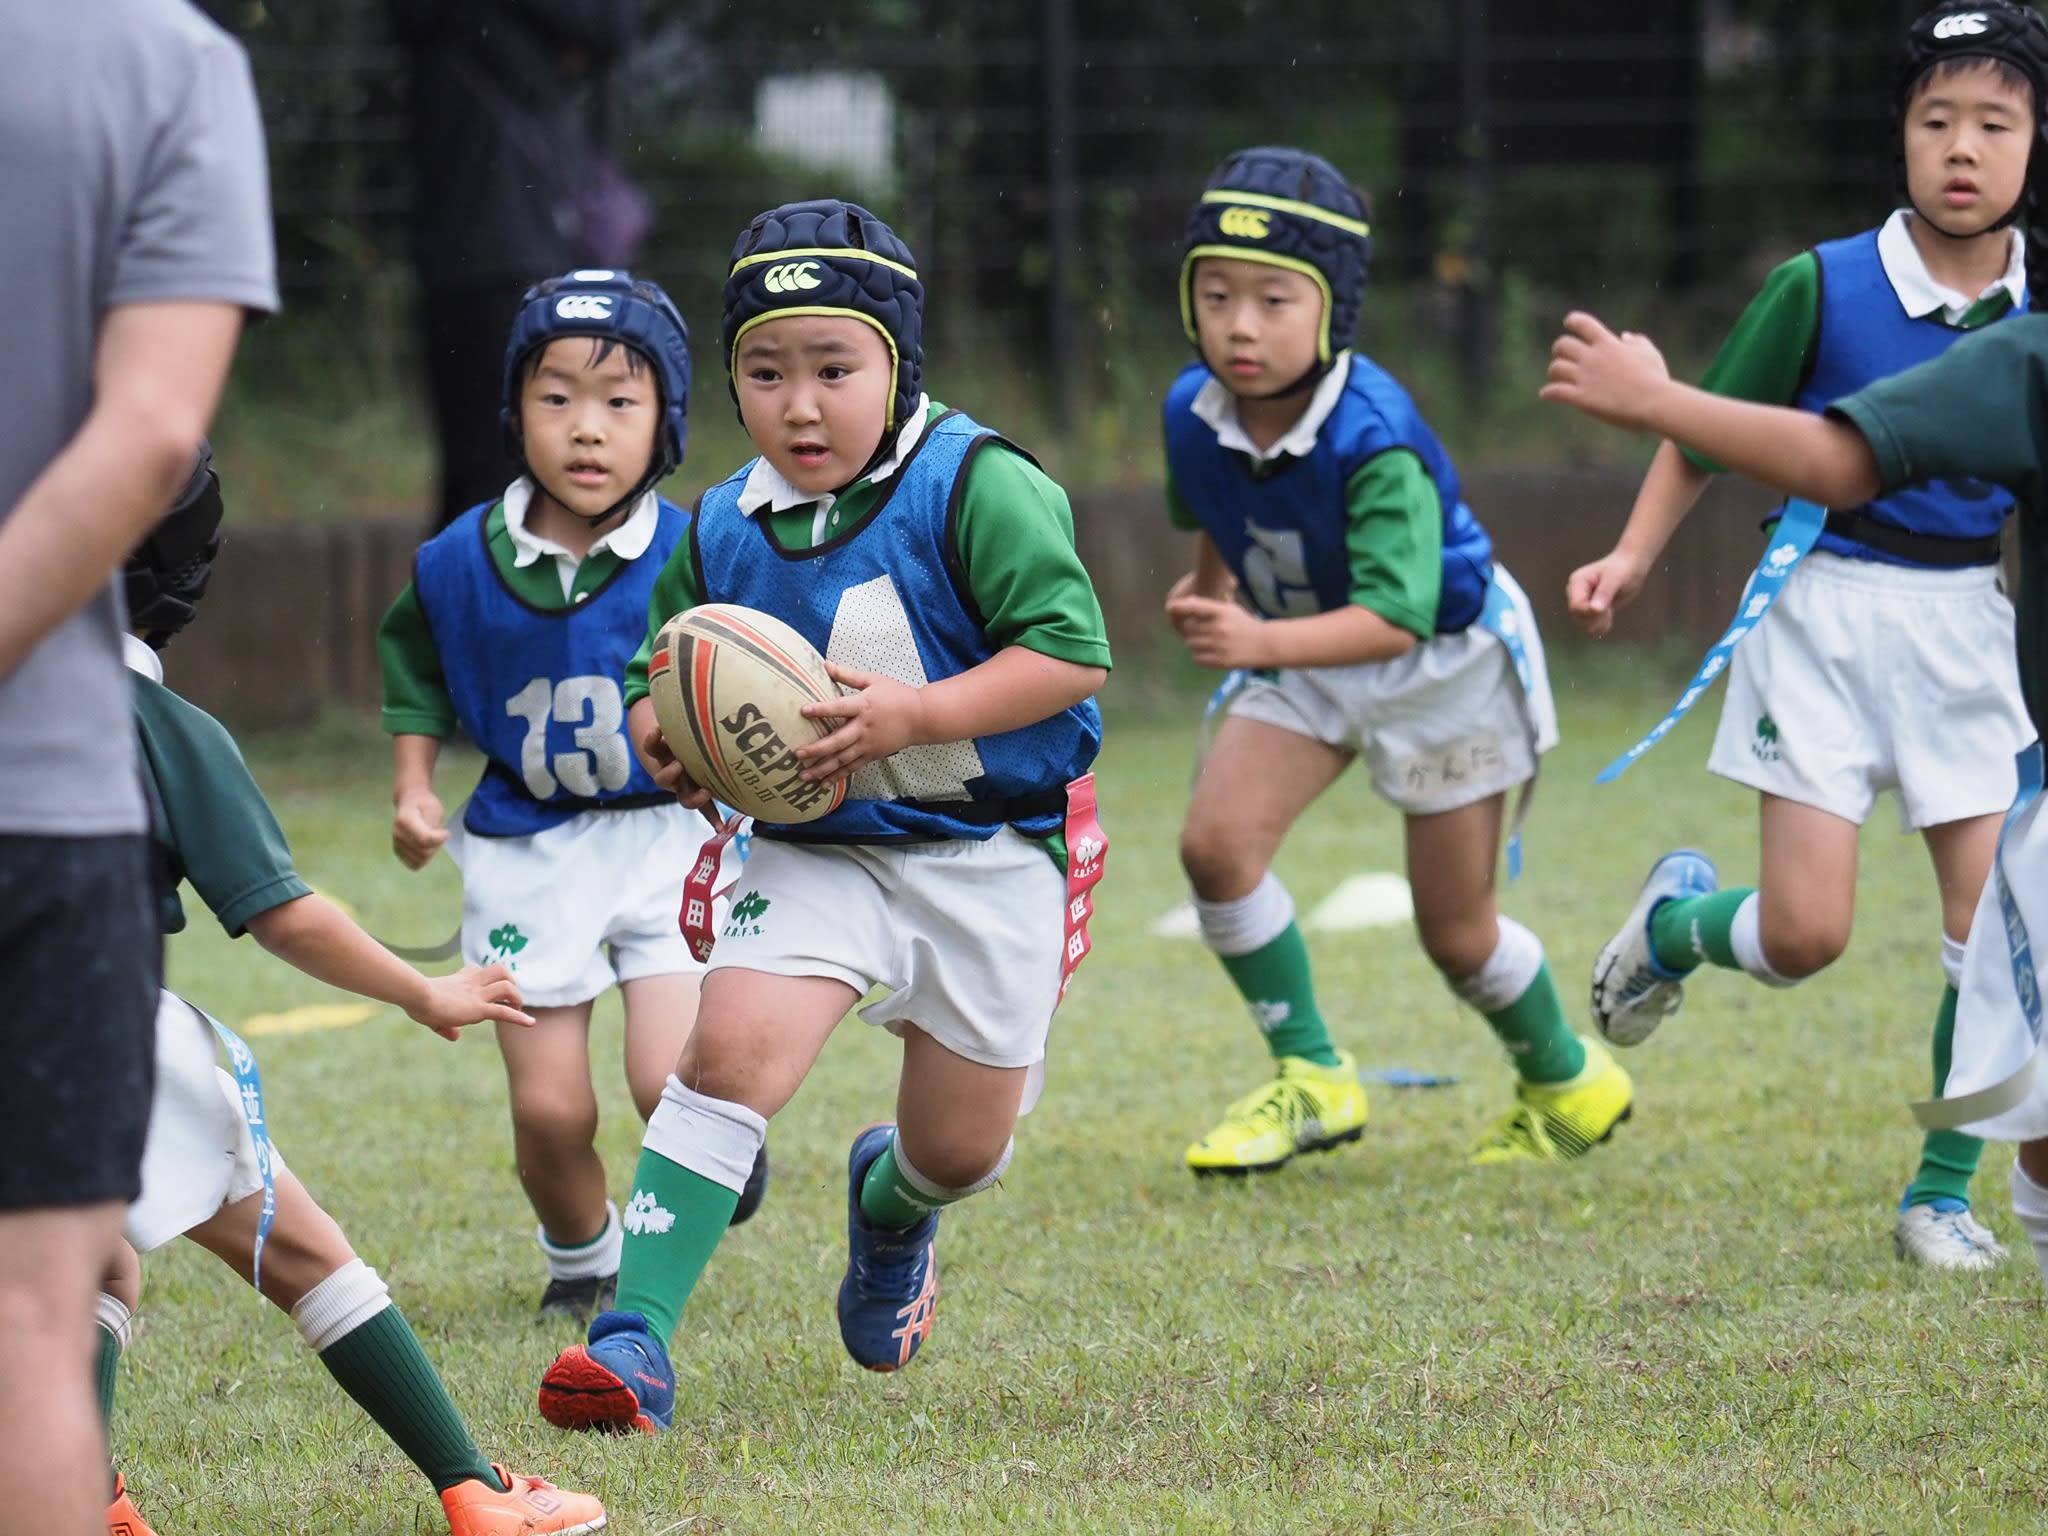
0;301;243;681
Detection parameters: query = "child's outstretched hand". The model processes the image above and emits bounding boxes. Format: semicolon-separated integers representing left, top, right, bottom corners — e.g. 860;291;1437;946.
796;660;926;781
1540;312;1671;430
408;961;534;1041
1164;590;1268;669
392;791;449;870
1566;548;1652;639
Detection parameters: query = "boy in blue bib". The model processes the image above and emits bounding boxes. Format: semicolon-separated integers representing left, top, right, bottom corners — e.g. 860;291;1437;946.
379;271;766;1323
1564;0;2047;1271
535;201;1110;1433
1163;146;1631;1173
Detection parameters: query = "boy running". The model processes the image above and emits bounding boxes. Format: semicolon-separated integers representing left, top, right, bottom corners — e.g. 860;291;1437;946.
535;200;1110;1433
1563;0;2047;1269
100;448;604;1536
1164;146;1630;1172
379;271;765;1323
1541;269;2048;1290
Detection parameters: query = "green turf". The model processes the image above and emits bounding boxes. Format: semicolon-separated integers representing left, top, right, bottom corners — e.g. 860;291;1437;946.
125;665;2048;1534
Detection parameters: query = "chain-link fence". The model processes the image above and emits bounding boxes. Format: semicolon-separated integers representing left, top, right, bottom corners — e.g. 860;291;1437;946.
229;0;1932;421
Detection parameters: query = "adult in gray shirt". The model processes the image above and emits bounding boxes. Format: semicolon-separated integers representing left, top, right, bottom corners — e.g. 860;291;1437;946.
0;6;275;1533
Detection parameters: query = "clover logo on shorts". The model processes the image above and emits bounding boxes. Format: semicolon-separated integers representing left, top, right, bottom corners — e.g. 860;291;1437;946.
724;890;772;939
1752;713;1781;764
486;922;529;966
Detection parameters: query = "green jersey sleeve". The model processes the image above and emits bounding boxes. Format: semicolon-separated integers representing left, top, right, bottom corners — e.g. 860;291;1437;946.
377;580;458;738
623;535;704;709
134;676;311;938
1828;316;2048;508
1345;449;1444;639
1682;251;1823;473
953;443;1113;669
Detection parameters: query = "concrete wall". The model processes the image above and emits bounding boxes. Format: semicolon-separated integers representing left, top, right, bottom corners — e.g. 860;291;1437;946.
163;470;1786;731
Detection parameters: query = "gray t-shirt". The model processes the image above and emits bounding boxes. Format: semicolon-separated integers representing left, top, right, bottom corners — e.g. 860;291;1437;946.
0;2;276;835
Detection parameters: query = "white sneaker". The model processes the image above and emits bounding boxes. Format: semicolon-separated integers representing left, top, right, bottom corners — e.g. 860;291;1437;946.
1591;849;1718;1047
1894;1200;2012;1271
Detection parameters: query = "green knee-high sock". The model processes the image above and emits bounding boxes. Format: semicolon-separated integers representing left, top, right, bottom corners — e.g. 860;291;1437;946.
612;1145;739;1343
96;1319;121;1498
95;1321;120;1437
1908;983;1984;1207
1481;961;1587;1085
1218;922;1340;1066
316;1307;504;1494
1649;887;1756;973
860;1137;962;1231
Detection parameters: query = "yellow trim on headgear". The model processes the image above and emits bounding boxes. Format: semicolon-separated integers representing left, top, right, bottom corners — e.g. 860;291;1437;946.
1179;246;1337;365
729;306;904;433
1199;189;1371;240
729;246;921;283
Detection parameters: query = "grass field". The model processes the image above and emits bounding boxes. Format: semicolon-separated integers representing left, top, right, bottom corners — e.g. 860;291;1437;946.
123;667;2048;1535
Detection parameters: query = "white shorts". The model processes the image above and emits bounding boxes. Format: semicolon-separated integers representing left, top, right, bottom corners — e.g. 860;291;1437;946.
709;830;1069;1076
448;802;730;1008
1944;773;2048;1141
127;992;285;1253
1706;552;2029;831
1227;565;1559;815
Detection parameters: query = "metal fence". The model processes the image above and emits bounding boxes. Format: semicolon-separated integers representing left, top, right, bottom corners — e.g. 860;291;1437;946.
236;1;1934;412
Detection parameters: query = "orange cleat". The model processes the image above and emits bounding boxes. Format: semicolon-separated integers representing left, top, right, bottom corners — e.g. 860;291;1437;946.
439;1465;606;1536
108;1472;159;1536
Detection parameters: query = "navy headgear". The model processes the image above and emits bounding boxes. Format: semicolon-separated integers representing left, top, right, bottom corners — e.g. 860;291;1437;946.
1181;146;1373;378
1897;2;2048;233
126;441;224;651
721;200;924;434
500;269;691;522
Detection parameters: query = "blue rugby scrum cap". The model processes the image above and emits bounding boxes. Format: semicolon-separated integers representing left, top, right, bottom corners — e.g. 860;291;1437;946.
500;270;692;483
721;200;924;433
1181;146;1373;366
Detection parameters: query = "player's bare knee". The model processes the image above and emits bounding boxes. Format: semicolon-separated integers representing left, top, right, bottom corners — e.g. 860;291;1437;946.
1179;822;1260;900
1418;913;1498;981
1761;923;1847;980
511;1089;600;1149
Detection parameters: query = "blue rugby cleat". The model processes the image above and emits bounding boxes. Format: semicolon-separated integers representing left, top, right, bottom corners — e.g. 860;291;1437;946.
837;1124;940;1372
536;1309;674;1434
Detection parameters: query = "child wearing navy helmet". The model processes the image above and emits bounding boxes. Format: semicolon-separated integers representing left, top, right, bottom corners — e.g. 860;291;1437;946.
1562;0;2048;1272
536;201;1110;1433
378;270;767;1324
1164;146;1631;1174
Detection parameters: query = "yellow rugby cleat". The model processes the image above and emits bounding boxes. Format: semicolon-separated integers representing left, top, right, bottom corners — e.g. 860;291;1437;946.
1185;1051;1369;1175
1470;1036;1633;1164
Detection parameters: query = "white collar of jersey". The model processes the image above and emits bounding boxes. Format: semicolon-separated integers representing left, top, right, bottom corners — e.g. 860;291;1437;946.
501;478;660;567
735;394;935;519
121;632;164;683
1879;208;2027;323
1190;351;1353;462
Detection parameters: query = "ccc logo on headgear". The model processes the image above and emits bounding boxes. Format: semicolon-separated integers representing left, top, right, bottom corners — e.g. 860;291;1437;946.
1932;12;1989;38
762;261;823;294
555;294;614;320
1218;207;1271;239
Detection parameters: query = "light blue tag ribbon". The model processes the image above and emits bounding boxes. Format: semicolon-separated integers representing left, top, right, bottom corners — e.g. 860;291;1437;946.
1476;574;1538;880
1594;498;1827;784
208;1015;276;1290
1997;742;2044;1048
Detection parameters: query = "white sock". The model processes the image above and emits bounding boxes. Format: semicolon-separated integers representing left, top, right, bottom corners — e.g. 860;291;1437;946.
1193;873;1294;958
94;1291;132;1352
1729;892;1798;988
894;1135;1014;1207
1942;932;1968;993
538;1199;621;1281
290;1259;392;1352
1447;917;1545;1013
643;1075;767;1194
2012;1161;2048;1289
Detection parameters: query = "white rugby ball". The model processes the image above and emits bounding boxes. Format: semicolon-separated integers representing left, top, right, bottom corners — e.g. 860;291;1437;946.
646;604;848;823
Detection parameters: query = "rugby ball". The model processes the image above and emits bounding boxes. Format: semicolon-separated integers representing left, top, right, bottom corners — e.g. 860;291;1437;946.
646;604;848;823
